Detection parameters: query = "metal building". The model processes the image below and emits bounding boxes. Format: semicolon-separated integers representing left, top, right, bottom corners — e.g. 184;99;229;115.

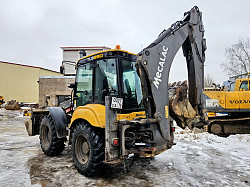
0;61;62;103
0;46;111;106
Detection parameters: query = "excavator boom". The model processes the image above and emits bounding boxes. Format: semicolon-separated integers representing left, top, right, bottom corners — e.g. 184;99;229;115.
136;6;207;140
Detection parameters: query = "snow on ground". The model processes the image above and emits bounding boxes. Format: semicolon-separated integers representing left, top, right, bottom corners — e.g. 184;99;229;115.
154;127;250;186
0;108;249;187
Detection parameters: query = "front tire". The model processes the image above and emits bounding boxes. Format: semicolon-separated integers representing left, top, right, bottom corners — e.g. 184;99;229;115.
39;115;66;156
72;122;104;177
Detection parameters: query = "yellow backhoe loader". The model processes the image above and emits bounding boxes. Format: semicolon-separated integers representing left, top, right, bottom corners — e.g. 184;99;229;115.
25;6;207;176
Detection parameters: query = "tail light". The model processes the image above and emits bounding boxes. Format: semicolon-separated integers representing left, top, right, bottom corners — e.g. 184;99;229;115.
112;138;119;146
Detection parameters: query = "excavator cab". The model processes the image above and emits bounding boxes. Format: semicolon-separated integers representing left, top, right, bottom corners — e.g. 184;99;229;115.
73;47;144;111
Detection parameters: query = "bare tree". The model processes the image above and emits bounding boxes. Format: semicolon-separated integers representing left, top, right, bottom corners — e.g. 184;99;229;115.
221;38;250;76
204;73;215;87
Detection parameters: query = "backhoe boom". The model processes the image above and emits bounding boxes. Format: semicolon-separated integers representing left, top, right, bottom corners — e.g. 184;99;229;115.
136;6;207;141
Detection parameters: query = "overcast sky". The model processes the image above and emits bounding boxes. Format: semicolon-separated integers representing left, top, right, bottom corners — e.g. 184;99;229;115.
0;0;249;84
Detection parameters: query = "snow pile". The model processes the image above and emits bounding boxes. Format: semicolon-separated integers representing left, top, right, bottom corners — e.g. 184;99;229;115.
151;127;250;186
174;127;250;145
174;127;250;178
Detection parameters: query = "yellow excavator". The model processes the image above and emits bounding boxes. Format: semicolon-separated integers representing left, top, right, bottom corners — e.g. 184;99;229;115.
25;6;207;177
0;96;4;105
204;73;250;136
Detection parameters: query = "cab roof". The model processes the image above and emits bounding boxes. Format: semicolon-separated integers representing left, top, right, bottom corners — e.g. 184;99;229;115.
77;48;137;66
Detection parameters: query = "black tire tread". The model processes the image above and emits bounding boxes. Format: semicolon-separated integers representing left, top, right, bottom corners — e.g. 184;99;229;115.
39;115;66;156
72;122;104;177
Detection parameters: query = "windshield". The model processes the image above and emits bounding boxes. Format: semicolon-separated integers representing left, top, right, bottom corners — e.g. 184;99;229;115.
122;59;144;110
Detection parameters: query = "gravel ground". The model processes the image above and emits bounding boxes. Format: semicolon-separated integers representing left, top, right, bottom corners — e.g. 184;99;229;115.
0;108;249;187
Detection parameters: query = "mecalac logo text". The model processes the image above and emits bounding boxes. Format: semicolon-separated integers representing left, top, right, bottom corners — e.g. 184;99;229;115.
153;46;168;89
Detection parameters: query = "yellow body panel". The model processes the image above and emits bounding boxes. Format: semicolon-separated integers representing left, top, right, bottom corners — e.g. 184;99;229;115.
117;111;146;121
204;91;241;110
234;79;241;91
70;104;146;128
203;91;226;108
70;104;106;128
204;90;250;111
225;92;240;109
238;91;250;109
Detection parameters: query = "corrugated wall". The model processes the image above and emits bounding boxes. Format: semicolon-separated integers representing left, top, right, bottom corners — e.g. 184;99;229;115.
0;62;62;103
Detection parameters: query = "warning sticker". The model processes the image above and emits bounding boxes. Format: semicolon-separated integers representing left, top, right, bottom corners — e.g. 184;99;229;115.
206;99;219;108
165;106;168;118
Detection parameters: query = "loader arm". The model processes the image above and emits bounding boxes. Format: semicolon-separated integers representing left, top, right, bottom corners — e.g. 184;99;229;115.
136;6;207;141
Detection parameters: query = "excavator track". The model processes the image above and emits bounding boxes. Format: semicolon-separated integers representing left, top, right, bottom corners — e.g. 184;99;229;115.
208;116;250;137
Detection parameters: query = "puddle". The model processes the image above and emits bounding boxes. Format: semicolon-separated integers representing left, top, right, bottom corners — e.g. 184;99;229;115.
0;110;249;187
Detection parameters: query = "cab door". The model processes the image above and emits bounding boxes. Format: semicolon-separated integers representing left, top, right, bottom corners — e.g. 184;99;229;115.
94;58;118;104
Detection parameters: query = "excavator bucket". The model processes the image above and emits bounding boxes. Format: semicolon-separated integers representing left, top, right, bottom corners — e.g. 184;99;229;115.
4;100;21;110
169;81;199;129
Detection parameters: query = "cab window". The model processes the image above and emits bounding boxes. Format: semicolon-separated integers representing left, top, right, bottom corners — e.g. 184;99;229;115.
239;81;249;91
94;58;118;103
75;64;93;107
122;60;144;110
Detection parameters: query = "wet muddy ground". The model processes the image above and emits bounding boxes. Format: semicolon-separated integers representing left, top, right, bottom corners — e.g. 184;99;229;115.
0;108;249;187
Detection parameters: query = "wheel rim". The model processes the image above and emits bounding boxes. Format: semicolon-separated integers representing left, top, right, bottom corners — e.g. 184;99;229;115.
75;135;90;165
41;125;51;149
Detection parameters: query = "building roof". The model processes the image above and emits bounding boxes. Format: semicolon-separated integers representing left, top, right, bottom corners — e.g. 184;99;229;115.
60;46;111;51
0;60;61;74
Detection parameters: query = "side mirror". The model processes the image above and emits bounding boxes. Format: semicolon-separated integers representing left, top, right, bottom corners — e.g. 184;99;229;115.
68;83;75;89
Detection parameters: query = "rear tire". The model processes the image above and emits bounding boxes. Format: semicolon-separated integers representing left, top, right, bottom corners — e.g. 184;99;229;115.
39;115;66;156
72;122;104;177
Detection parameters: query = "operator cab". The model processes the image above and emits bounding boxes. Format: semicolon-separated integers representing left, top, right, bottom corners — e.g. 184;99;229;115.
74;46;144;113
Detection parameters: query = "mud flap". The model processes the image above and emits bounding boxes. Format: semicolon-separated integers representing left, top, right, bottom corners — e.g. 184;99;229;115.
47;107;68;138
